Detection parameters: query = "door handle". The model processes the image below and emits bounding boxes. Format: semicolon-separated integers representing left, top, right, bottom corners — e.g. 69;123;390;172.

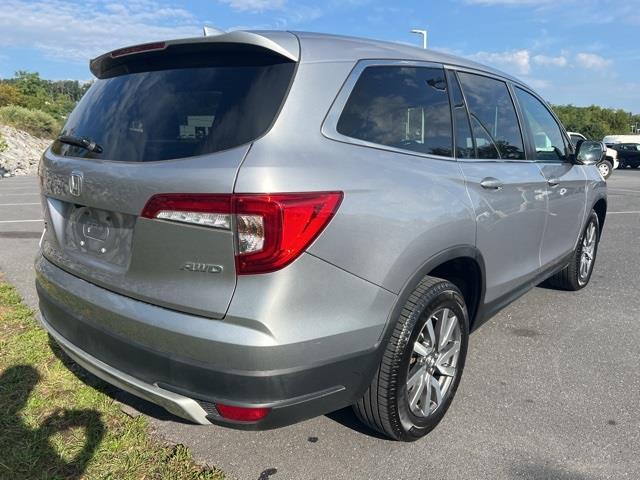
547;178;560;187
480;177;503;190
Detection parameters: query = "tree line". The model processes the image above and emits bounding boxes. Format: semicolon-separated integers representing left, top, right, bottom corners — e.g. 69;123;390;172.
0;71;92;121
552;104;640;141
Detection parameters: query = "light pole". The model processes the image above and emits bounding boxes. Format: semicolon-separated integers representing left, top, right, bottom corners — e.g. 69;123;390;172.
411;29;428;49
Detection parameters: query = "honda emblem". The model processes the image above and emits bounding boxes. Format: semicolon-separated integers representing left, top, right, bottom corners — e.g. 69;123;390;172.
69;171;83;197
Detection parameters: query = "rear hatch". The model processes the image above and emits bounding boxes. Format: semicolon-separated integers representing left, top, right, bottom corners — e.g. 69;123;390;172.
39;34;298;318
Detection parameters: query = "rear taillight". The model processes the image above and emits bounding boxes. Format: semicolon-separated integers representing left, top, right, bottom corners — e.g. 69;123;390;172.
141;194;232;229
141;192;343;274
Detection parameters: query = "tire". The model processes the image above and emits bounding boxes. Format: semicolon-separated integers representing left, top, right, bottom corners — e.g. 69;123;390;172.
545;210;600;291
632;165;639;169
597;160;612;179
353;276;469;441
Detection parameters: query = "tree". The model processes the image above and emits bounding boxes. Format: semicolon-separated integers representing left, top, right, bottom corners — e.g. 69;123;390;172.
1;71;90;120
0;83;22;107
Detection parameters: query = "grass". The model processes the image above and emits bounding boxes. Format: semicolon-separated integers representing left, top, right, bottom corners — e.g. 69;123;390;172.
0;279;224;480
0;105;61;138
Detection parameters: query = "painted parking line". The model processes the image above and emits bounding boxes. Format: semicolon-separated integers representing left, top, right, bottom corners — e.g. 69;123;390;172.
0;203;40;206
608;188;640;194
0;193;40;196
608;211;640;215
0;219;43;224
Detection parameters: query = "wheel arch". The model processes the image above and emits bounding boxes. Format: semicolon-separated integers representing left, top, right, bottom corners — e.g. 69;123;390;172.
593;197;607;235
381;246;486;340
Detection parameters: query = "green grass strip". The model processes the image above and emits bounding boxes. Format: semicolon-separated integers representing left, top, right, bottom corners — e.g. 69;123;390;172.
0;280;224;479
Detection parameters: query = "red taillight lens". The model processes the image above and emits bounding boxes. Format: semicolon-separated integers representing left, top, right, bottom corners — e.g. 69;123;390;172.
215;403;271;422
141;193;232;218
141;194;232;229
140;191;343;274
235;192;343;274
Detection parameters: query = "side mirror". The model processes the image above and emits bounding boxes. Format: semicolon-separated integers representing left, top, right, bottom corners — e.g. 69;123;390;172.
575;140;605;165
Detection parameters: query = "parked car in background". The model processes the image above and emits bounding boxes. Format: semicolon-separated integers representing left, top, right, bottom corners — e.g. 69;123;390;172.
568;132;617;178
35;31;607;442
607;143;640;169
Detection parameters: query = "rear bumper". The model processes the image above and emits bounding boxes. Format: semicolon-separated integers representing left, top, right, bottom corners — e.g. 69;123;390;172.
35;254;394;429
41;313;211;425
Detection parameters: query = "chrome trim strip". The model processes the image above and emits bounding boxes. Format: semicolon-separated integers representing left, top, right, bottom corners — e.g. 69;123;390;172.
40;313;212;425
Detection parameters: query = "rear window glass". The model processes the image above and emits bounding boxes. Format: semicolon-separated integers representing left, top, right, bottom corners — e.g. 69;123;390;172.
52;58;295;162
337;66;453;157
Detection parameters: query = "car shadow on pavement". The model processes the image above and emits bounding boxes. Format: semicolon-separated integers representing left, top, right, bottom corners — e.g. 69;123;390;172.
325;408;391;440
48;336;194;425
0;364;105;479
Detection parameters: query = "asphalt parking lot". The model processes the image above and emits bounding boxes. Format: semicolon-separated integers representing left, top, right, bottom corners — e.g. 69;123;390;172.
1;172;639;480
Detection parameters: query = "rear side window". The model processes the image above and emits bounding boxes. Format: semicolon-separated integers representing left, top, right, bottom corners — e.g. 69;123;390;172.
457;72;525;160
52;52;295;162
337;66;453;157
514;88;568;162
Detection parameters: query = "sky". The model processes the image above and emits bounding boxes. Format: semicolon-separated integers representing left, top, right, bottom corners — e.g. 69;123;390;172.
0;0;639;112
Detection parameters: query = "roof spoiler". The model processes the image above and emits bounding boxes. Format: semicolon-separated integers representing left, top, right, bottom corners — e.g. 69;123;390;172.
90;31;299;78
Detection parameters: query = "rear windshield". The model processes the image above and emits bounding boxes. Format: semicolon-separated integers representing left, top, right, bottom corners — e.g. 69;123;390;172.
52;54;295;162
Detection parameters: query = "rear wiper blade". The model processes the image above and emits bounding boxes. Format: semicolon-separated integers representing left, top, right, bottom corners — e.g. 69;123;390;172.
57;135;103;154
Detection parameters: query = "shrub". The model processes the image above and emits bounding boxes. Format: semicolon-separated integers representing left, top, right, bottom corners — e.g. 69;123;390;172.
0;105;61;138
0;83;23;107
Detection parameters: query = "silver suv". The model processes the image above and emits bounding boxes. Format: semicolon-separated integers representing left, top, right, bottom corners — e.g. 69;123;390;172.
36;31;607;441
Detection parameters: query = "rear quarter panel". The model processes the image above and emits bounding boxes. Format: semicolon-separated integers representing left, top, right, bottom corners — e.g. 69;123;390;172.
235;61;476;295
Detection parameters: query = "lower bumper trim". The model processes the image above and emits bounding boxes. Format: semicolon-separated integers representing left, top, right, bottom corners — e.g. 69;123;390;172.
40;312;211;425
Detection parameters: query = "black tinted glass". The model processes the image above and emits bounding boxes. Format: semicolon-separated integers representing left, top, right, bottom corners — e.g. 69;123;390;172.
515;88;568;162
337;66;453;157
447;71;474;159
457;72;525;160
471;117;500;159
52;61;295;162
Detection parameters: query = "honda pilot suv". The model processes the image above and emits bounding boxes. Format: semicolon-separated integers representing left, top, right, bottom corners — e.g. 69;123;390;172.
36;31;607;441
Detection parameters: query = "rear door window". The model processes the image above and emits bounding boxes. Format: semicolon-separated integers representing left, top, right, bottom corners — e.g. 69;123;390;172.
52;51;295;162
457;72;525;160
337;66;453;157
514;87;569;162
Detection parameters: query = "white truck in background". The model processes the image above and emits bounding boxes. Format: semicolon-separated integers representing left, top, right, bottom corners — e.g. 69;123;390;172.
602;134;640;144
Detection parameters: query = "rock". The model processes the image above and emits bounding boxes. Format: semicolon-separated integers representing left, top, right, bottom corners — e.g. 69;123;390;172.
0;124;52;177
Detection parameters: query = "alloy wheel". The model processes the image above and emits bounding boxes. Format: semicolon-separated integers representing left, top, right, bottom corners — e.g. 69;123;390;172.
406;308;461;418
579;221;597;286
